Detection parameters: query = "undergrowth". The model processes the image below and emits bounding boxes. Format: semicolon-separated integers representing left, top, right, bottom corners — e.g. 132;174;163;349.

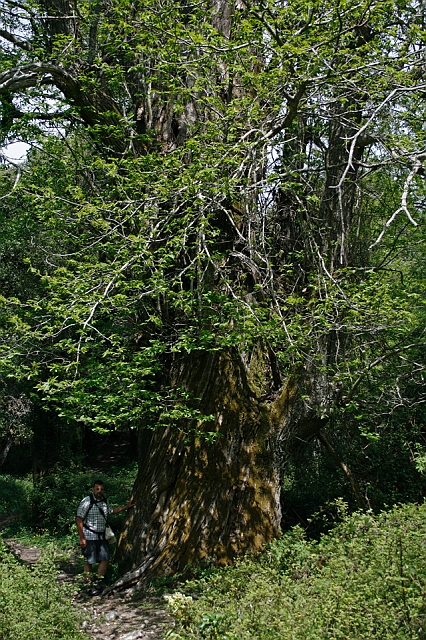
0;539;88;640
164;502;426;639
3;466;426;638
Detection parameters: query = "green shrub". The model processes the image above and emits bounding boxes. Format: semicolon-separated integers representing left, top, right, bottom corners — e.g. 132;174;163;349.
0;540;87;640
165;502;426;639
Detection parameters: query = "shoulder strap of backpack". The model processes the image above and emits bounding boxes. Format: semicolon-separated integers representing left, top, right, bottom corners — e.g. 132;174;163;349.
81;494;108;537
83;493;107;522
81;493;94;520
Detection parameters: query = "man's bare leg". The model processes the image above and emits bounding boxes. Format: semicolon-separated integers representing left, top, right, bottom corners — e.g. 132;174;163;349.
97;560;108;578
83;562;92;582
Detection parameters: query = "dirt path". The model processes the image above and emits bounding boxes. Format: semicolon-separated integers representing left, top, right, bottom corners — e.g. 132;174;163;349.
76;590;168;640
5;538;169;640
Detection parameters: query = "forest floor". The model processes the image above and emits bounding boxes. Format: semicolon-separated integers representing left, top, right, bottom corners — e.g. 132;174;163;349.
4;536;169;640
75;589;168;640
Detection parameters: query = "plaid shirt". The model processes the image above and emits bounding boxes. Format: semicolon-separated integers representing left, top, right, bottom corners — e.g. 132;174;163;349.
76;493;113;540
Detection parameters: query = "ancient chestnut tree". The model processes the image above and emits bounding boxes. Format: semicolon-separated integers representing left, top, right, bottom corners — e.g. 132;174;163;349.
0;0;425;586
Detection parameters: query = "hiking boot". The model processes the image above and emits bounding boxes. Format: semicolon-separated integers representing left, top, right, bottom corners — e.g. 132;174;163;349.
89;577;106;595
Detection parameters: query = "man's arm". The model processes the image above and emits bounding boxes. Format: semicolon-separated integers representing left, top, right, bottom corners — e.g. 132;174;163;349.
76;515;87;548
111;495;135;515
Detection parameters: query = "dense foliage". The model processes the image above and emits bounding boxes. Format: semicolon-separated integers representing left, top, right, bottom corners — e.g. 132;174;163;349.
165;502;426;639
0;0;424;430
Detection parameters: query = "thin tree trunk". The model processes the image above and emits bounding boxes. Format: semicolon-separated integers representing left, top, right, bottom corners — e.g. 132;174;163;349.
317;430;365;509
0;434;13;466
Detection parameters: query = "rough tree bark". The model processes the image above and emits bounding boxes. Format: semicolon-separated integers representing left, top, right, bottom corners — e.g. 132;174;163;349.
114;349;327;587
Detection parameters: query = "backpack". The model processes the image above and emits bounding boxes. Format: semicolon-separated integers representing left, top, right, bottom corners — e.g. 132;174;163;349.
82;493;108;538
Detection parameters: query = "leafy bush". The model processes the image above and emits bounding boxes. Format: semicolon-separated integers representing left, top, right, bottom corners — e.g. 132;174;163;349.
165;502;426;639
0;540;87;640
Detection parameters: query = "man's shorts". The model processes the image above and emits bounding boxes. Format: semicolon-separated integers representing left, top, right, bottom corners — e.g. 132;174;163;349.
82;539;110;564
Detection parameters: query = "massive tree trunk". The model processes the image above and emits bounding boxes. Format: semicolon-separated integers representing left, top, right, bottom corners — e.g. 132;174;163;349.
114;350;327;588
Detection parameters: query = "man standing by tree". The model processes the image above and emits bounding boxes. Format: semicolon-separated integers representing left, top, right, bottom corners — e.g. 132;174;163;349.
76;480;134;594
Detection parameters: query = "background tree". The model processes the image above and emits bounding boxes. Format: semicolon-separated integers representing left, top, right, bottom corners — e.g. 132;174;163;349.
0;0;425;587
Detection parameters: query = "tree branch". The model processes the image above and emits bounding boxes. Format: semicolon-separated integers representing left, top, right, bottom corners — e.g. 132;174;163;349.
0;153;22;197
0;28;32;51
0;62;125;150
0;63;58;93
344;340;426;404
370;155;423;248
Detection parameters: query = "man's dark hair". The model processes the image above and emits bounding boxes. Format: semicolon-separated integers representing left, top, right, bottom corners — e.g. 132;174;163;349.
93;479;105;487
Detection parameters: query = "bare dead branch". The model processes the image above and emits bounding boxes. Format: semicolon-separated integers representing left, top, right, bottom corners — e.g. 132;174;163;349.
0;153;22;196
370;156;424;248
345;340;426;403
